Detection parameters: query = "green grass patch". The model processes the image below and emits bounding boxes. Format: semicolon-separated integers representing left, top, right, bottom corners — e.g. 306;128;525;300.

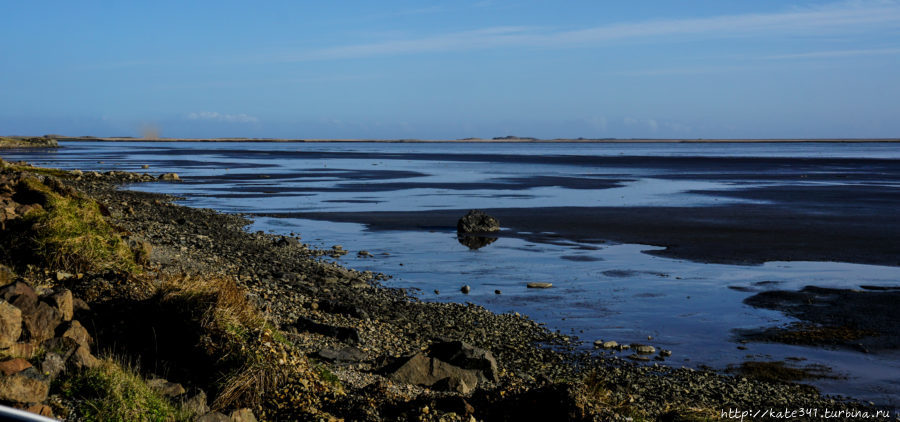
12;176;136;273
57;359;194;422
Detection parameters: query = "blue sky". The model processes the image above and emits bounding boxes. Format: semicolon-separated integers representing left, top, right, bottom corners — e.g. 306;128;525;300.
2;1;899;139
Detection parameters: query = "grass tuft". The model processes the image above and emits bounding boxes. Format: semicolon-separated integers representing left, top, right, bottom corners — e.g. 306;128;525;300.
57;358;194;422
7;176;136;273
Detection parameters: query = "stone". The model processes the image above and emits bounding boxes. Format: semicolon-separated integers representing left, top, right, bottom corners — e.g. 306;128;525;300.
428;340;499;383
141;164;150;169
293;316;360;343
46;289;73;321
0;281;38;308
159;172;181;181
0;300;22;348
22;301;62;342
230;408;258;422
41;353;66;379
73;298;90;312
42;337;79;360
494;290;501;295
602;341;618;349
54;271;74;281
389;353;479;394
633;345;656;355
457;210;500;233
659;349;673;357
526;282;553;289
60;320;92;349
71;345;101;369
626;354;650;362
432;376;476;395
4;342;38;359
147;378;186;397
0;358;32;376
197;412;230;422
460;285;471;294
317;346;367;363
0;373;49;403
183;390;209;415
24;404;54;417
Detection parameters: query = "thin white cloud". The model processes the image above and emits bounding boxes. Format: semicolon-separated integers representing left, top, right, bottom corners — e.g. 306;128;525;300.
760;47;900;60
278;0;900;62
186;111;259;123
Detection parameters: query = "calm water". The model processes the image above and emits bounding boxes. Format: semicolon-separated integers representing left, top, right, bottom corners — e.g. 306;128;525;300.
5;141;900;406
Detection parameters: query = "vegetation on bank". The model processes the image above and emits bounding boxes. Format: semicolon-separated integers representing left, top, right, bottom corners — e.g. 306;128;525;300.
1;174;136;273
0;136;58;149
57;359;194;422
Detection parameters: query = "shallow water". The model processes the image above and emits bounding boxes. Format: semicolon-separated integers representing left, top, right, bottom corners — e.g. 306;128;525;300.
5;141;900;406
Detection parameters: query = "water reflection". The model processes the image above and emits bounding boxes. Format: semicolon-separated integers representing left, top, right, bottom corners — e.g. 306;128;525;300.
457;234;498;250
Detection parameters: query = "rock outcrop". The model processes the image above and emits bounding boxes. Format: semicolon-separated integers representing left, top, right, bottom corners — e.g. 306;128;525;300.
456;209;500;234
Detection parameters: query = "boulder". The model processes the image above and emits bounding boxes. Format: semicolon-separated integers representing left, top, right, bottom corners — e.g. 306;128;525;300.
158;173;181;181
0;373;49;403
71;345;101;369
526;282;553;289
428;340;499;383
197;412;230;422
40;353;66;379
389;353;479;394
183;390;209;415
59;320;92;349
46;289;74;321
147;378;186;397
457;210;500;234
4;342;38;359
316;346;367;363
0;281;38;308
22;301;62;342
0;358;32;376
24;404;54;418
42;337;79;360
0;301;22;348
230;408;258;422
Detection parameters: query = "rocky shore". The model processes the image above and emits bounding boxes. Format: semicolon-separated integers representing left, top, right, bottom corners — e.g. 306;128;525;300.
0;158;890;421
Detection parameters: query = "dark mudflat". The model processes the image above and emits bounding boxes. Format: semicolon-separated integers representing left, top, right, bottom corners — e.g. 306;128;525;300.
740;287;900;351
261;203;900;266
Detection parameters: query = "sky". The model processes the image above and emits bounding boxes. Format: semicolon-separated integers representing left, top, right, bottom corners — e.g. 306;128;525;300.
1;0;899;139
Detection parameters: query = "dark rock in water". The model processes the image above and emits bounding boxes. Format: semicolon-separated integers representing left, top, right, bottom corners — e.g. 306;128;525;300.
526;282;552;289
460;285;470;294
158;173;181;181
293;316;361;343
428;340;499;382
457;234;498;250
317;346;367;363
457;209;500;234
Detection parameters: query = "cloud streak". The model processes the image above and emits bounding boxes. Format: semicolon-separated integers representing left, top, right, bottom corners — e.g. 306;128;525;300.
279;1;900;62
186;112;259;123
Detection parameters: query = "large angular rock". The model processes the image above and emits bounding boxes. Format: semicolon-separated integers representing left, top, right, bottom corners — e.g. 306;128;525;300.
40;353;66;379
389;353;479;394
71;345;101;369
0;358;32;376
59;320;92;350
457;210;500;234
0;281;38;309
428;340;499;383
46;289;73;321
0;373;49;403
147;378;186;397
22;301;62;342
230;408;258;422
0;300;22;348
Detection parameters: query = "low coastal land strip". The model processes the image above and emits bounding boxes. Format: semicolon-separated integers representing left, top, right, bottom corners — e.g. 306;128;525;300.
0;150;893;420
5;135;900;143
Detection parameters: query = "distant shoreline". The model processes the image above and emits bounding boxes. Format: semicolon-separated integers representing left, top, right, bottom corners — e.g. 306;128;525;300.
44;136;900;143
